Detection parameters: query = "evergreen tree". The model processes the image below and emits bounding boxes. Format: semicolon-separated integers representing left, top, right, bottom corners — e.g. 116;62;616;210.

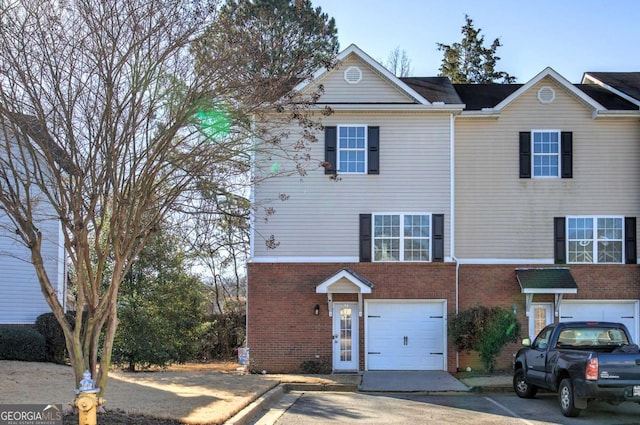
437;15;516;83
198;0;339;101
113;227;207;371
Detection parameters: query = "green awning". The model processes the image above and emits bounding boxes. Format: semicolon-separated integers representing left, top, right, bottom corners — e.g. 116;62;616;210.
516;268;578;294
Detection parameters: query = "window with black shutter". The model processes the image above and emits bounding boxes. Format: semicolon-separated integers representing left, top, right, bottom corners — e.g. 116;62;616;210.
325;125;380;175
556;216;634;264
521;131;573;179
361;213;442;262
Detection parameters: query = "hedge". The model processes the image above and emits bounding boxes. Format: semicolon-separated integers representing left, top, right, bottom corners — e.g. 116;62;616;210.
0;326;45;361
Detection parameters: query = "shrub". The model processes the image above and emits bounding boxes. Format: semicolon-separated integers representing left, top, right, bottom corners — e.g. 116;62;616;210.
35;312;75;364
300;359;331;374
0;326;46;361
196;311;246;361
449;306;521;372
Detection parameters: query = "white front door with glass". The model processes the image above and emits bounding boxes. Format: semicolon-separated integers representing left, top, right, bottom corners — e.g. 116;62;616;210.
332;302;359;371
528;303;553;339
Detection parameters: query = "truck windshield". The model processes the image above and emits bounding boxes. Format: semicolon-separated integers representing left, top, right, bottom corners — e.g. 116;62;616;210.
557;327;630;347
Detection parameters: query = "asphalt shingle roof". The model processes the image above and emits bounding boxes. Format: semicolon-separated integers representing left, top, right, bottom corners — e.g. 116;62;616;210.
452;84;523;110
585;72;640;103
400;77;463;104
575;84;638;110
516;268;578;292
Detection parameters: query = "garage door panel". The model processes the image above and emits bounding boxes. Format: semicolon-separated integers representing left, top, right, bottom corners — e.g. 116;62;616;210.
366;301;446;371
560;302;638;343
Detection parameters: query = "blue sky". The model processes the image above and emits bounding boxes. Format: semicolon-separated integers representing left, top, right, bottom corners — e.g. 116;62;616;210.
314;0;640;83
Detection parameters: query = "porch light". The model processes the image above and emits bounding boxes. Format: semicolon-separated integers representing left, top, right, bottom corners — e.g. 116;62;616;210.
314;304;320;316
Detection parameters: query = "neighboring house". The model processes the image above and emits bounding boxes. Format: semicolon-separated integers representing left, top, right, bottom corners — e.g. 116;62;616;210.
248;44;640;373
454;69;640;369
0;129;66;325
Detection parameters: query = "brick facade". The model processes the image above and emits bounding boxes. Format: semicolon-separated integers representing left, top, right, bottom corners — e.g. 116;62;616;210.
248;262;639;374
457;264;640;371
247;262;457;373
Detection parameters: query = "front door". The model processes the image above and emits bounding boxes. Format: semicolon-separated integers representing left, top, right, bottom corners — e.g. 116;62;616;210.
332;302;358;371
528;303;553;340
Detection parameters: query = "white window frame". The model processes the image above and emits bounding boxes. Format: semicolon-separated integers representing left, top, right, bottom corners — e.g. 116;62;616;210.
372;213;431;262
531;129;561;178
566;216;625;264
337;125;367;174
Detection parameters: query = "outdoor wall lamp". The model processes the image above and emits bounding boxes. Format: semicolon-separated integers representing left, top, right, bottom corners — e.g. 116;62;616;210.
314;304;320;316
512;304;518;315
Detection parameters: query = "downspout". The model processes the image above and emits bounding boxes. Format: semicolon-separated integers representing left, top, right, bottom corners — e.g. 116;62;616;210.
246;134;257;357
449;112;460;371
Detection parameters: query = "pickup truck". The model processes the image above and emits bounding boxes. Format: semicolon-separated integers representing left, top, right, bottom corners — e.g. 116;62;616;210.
513;321;640;417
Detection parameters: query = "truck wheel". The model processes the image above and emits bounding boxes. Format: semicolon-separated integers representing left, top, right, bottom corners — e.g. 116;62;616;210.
559;378;581;417
513;368;537;398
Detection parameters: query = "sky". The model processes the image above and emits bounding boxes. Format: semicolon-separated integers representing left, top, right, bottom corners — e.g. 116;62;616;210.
314;0;640;83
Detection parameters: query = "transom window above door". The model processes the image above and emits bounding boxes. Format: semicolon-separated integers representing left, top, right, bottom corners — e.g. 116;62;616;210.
338;125;367;173
373;213;430;261
532;130;560;177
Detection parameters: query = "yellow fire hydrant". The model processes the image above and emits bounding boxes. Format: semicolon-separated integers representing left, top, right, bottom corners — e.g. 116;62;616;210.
74;370;105;425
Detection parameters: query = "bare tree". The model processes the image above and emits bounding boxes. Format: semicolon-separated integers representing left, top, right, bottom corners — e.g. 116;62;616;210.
386;46;413;77
0;0;334;397
184;192;250;313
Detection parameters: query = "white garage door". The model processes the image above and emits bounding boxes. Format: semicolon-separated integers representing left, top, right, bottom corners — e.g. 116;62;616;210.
559;301;639;343
366;301;446;370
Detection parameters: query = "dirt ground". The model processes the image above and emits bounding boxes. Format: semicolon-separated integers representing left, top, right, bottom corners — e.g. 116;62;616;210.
0;361;357;425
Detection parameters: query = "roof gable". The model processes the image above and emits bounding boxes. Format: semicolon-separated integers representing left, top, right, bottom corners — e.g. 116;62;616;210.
455;67;640;118
493;67;605;112
294;44;431;105
316;268;374;294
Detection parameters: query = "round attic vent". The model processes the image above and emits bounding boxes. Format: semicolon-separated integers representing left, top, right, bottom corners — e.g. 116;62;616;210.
537;86;555;103
344;66;362;84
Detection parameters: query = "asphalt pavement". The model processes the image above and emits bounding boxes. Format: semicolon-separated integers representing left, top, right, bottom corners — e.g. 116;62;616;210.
226;372;512;424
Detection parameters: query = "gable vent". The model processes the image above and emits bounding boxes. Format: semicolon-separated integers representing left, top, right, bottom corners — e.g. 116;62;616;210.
538;86;555;104
344;66;362;84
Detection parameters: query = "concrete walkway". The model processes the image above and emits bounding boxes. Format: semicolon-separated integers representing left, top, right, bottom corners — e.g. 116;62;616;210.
359;370;470;392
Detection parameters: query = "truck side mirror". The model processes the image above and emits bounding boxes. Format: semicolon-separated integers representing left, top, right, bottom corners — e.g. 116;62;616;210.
522;338;531;347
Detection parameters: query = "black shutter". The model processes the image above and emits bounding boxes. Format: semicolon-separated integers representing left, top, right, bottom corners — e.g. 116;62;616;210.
324;126;337;174
561;132;573;178
367;126;379;174
519;132;531;178
554;217;566;264
360;214;372;262
625;217;637;264
432;214;444;262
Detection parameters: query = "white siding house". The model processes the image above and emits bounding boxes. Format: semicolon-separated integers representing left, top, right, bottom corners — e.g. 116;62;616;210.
0;132;66;325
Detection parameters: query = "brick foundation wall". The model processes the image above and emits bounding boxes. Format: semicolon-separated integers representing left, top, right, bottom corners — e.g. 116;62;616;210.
247;262;457;373
457;264;640;372
248;262;639;374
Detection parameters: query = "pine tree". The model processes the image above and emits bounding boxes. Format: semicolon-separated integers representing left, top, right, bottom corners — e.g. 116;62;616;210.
437;15;516;84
